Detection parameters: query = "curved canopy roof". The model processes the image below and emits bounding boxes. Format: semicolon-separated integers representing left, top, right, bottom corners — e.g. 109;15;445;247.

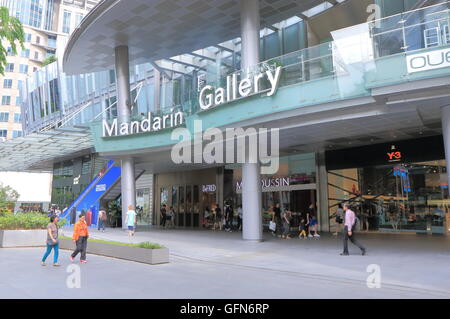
63;0;323;75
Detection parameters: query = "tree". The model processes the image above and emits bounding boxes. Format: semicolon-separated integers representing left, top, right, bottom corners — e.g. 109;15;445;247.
0;182;20;212
42;55;57;66
0;6;25;75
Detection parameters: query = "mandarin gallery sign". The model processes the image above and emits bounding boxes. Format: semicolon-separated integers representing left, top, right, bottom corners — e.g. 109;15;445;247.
102;112;184;137
199;66;282;110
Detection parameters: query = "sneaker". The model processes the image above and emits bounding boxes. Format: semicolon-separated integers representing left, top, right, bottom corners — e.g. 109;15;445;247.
40;262;46;266
340;252;349;256
53;263;61;267
361;249;366;256
80;260;87;264
70;256;74;263
314;234;321;238
308;234;313;238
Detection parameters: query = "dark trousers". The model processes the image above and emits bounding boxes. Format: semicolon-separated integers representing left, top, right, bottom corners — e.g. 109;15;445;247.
275;217;283;235
237;217;242;229
71;236;88;260
98;220;106;231
343;226;365;254
160;215;166;227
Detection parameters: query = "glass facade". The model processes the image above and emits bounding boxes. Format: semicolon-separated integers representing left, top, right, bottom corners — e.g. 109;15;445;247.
326;136;448;235
0;0;56;31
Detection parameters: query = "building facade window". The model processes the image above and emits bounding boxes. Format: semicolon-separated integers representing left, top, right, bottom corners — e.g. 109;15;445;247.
34;51;39;60
21;49;30;58
6;63;14;72
62;11;71;34
12;130;23;138
0;112;10;122
19;64;29;74
36;36;41;44
29;0;43;28
3;79;13;89
16;96;21;106
75;13;84;27
6;47;14;56
47;35;57;48
1;96;11;106
14;113;21;123
25;33;32;42
0;130;7;138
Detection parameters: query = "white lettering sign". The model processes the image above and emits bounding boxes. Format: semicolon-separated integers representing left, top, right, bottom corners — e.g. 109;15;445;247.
406;48;450;73
199;66;282;110
202;184;217;193
102;111;184;138
236;177;290;191
95;184;106;192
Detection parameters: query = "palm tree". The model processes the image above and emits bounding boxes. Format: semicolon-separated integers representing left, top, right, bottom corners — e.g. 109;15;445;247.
0;6;25;75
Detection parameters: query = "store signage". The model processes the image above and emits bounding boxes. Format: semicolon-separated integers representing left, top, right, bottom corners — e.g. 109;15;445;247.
406;48;450;73
202;184;216;193
199;66;282;110
387;145;402;163
236;177;290;191
96;184;106;192
102;112;184;137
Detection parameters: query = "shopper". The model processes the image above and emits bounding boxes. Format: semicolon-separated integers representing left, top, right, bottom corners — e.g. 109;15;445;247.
334;204;344;235
273;203;282;237
40;215;60;267
281;209;292;239
160;204;167;228
307;204;320;238
237;205;243;231
298;217;307;239
224;202;233;232
126;205;137;236
166;206;175;228
70;212;89;264
341;203;366;256
98;207;107;232
215;204;223;230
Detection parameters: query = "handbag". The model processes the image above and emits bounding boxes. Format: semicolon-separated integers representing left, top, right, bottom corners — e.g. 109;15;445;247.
269;220;276;231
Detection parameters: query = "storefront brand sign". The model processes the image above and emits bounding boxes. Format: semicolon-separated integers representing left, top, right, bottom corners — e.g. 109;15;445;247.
387;145;402;163
102;112;184;137
199;66;282;110
406;48;450;73
95;184;106;192
236;177;290;191
202;184;216;193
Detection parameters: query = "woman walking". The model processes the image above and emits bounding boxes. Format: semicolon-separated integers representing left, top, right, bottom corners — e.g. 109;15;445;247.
40;215;60;267
70;212;89;264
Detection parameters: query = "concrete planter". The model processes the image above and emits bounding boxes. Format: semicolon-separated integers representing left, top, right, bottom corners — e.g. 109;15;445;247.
59;238;169;265
0;230;47;248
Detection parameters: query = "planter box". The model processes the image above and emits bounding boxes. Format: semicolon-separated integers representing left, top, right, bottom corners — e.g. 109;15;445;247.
0;230;47;248
59;238;169;265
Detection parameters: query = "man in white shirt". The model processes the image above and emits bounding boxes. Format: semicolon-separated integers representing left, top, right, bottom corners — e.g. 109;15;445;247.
341;203;366;256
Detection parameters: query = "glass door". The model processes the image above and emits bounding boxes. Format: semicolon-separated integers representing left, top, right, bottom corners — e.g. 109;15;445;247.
178;186;185;227
186;185;192;227
193;185;200;227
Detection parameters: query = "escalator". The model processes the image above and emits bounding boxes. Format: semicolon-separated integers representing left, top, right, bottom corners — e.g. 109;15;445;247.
60;160;121;226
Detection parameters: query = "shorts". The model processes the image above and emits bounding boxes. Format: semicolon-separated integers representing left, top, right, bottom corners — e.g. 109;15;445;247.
128;226;134;231
309;219;318;226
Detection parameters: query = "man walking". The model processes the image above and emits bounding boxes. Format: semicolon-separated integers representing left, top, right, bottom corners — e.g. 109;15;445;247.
98;207;107;232
341;203;366;256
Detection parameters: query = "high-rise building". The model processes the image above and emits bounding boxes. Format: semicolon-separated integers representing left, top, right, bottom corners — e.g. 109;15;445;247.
0;0;99;212
0;0;100;141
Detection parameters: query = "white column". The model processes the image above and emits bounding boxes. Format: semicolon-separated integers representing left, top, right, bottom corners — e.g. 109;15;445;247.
240;0;262;241
441;105;450;235
115;45;136;229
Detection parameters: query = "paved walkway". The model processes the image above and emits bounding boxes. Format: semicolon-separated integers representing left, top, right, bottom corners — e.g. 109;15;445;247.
1;227;450;298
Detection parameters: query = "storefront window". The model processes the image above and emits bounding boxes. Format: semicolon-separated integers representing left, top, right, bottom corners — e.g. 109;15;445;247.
136;188;151;225
328;160;448;234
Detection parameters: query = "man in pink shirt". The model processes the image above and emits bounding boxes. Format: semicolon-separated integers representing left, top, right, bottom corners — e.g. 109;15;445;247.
341;203;366;256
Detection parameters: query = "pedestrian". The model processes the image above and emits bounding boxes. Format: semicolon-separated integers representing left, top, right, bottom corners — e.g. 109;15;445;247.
98;207;107;232
224;202;233;232
298;217;307;239
281;208;292;239
126;205;137;236
160;204;167;228
341;203;366;256
166;206;175;228
40;215;60;267
307;204;320;238
334;203;344;236
273;203;282;237
237;205;243;230
70;212;89;264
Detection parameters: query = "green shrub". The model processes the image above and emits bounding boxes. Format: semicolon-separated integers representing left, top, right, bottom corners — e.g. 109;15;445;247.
0;213;66;230
59;236;164;249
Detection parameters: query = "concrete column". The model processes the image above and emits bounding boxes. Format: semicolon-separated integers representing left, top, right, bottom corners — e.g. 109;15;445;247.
441;105;450;235
316;151;329;232
115;46;131;123
115;45;136;228
240;0;262;241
